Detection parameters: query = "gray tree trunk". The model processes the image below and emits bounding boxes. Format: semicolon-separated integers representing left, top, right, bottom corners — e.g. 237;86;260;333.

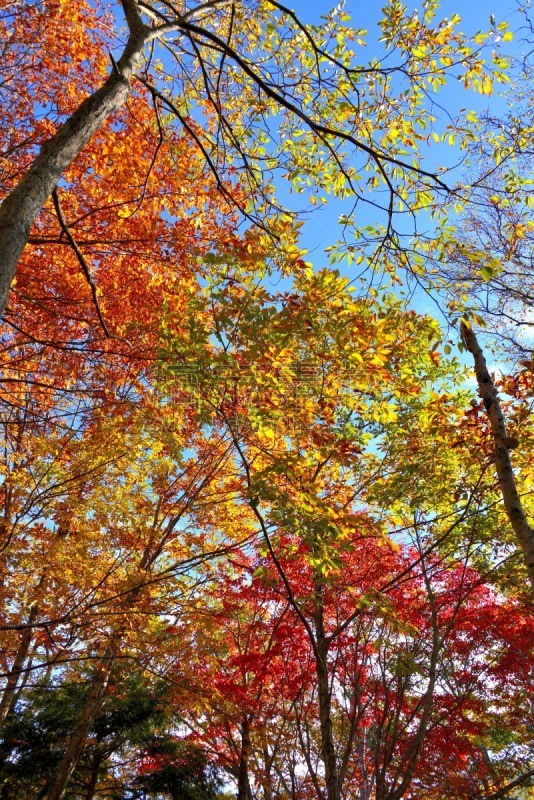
314;598;341;800
0;0;148;317
461;321;534;591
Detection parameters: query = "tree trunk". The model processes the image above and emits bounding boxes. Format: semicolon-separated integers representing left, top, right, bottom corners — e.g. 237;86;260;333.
45;640;117;800
262;743;273;800
45;567;149;800
386;546;441;800
0;0;147;318
461;320;534;591
44;504;196;799
237;715;253;800
84;750;104;800
0;603;39;727
314;598;340;800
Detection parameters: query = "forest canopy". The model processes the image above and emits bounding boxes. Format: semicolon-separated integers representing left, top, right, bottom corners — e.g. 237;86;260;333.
0;1;533;799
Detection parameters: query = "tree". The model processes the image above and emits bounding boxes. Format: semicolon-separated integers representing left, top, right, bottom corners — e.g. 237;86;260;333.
0;354;251;798
2;3;533;797
410;61;534;590
157;265;533;800
460;322;534;590
0;670;224;800
0;0;511;318
2;251;532;799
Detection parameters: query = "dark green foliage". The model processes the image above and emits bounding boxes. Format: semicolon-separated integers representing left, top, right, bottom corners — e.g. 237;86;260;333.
0;682;85;799
0;673;222;800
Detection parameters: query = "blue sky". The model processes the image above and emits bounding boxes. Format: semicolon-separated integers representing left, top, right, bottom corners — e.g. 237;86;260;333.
289;0;520;38
258;0;525;356
270;0;521;264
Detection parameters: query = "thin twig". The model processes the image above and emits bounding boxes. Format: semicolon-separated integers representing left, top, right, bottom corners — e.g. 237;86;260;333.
51;188;113;338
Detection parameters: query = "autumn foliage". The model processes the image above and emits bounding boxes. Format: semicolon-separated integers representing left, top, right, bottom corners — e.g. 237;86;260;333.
0;1;533;799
